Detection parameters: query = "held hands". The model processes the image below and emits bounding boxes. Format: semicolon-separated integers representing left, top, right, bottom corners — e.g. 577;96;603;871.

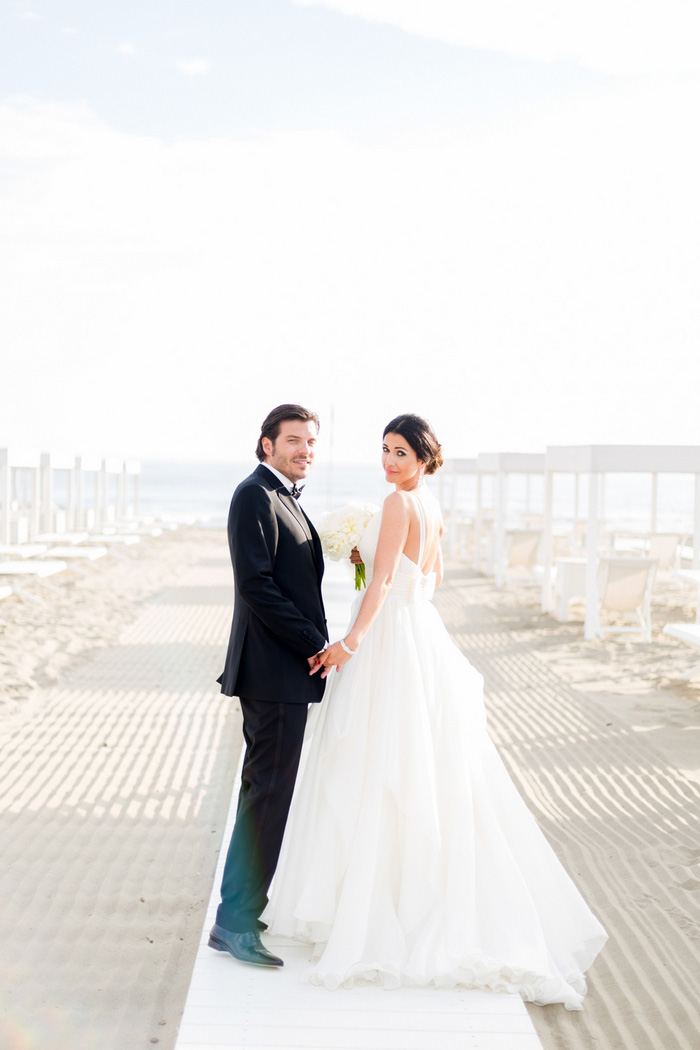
307;650;326;675
309;639;356;678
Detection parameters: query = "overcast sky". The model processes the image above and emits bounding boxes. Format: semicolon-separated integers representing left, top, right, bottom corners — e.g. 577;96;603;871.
2;1;698;464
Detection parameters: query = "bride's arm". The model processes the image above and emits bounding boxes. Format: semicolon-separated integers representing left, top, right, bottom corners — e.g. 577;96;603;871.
313;492;410;677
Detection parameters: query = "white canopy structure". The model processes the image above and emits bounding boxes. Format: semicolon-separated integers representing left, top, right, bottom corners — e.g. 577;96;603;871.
40;451;76;534
540;445;700;640
441;458;477;558
475;452;545;585
1;449;141;543
0;448;41;544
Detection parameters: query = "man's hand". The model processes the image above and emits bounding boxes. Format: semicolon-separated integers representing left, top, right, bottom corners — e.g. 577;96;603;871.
312;640;354;679
307;649;326;675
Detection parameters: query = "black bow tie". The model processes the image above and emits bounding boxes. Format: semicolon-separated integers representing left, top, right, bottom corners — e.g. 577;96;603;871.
290;483;304;500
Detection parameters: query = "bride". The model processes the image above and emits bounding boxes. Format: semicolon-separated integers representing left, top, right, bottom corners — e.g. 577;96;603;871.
263;414;607;1009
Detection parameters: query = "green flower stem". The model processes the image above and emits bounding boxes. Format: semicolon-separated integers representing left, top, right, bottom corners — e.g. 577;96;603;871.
354;563;366;590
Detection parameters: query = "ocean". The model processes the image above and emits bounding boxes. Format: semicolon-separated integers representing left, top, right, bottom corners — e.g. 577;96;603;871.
138;461;698;535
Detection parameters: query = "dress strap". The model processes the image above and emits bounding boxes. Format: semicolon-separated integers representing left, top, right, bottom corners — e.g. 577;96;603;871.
414;494;426;566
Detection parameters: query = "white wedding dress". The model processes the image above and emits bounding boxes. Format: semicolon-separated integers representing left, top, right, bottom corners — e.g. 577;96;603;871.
263;499;607;1009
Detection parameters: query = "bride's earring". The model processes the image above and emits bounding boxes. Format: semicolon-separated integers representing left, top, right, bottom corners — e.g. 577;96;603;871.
419;467;425;483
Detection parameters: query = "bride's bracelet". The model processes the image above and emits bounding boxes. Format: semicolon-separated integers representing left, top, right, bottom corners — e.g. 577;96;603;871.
339;638;356;656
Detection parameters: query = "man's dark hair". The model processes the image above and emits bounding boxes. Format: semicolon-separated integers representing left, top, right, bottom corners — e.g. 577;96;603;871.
255;404;320;462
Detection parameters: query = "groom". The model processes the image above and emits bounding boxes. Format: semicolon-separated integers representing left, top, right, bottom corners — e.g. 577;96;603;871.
210;404;328;967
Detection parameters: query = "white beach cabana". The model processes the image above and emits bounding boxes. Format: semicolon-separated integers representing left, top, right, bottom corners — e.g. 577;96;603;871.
540;445;700;640
474;452;545;585
440;458;477;558
40;451;77;534
0;448;41;545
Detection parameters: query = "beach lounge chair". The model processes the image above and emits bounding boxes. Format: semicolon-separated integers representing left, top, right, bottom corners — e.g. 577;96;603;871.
42;545;109;575
45;545;108;561
503;529;542;585
84;533;140;545
647;533;682;576
597;556;658;642
662;623;700;680
36;531;90;545
0;544;49;559
671;569;700;623
0;559;68;601
0;585;11;601
0;559;68;579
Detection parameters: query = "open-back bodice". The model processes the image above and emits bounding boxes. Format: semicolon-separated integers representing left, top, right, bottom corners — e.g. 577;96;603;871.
359;496;436;604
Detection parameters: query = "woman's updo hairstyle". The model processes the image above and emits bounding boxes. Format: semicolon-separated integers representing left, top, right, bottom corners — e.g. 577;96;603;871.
383;414;443;475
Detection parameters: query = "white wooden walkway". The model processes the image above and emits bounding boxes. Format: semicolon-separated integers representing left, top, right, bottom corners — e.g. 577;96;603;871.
175;563;542;1050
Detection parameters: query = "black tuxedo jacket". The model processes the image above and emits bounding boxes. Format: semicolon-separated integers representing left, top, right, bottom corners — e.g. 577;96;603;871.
217;464;327;704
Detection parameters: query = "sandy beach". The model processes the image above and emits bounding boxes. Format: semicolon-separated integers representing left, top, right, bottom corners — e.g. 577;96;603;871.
1;528;699;1049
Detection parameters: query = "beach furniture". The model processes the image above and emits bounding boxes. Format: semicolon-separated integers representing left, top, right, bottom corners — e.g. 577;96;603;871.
0;559;68;601
45;545;108;559
0;559;68;579
475;453;545;582
442;458;477;558
0;585;11;601
503;528;542;584
646;533;683;575
36;531;90;545
552;556;588;622
0;544;49;559
541;446;700;639
84;534;140;545
671;569;700;623
40;451;78;534
662;623;700;679
0;449;41;544
596;556;658;642
43;546;109;573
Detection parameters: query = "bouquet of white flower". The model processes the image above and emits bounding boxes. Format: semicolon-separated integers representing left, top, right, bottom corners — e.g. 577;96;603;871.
316;501;379;589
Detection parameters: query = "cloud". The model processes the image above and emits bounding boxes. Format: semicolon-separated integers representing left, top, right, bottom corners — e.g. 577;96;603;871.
16;10;43;20
115;42;136;56
292;0;700;75
61;28;78;36
176;59;211;76
1;91;699;459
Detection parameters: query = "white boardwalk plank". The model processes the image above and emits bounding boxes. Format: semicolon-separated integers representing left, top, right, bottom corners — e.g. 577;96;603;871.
175;563;542;1050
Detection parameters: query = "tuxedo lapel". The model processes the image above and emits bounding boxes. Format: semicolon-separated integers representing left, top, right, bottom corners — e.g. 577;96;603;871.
256;464;320;570
277;488;314;544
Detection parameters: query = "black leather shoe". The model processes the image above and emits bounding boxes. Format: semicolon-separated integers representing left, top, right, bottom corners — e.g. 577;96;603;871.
208;924;283;967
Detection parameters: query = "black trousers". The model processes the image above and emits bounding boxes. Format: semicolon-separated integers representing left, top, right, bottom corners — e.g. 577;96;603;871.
216;698;308;933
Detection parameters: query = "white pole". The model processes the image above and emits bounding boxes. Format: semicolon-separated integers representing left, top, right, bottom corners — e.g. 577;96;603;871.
101;461;110;524
95;469;103;529
584;472;600;640
75;458;85;530
40;454;53;534
118;466;127;522
0;456;10;545
473;472;482;572
651;472;658;534
448;461;458;559
495;471;507;586
694;474;700;570
541;469;554;611
29;466;40;541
